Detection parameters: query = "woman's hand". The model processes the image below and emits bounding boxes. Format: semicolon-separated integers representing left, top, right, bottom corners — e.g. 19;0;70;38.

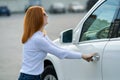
82;53;96;62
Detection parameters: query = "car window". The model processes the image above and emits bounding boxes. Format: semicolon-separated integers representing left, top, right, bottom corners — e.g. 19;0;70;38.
118;28;120;37
110;7;120;38
116;19;120;37
116;10;120;37
110;19;120;38
79;0;120;42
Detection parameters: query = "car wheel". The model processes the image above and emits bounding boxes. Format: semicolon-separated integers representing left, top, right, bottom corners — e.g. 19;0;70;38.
41;65;58;80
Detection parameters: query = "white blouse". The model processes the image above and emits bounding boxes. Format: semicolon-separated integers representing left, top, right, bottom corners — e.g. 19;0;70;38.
20;31;82;75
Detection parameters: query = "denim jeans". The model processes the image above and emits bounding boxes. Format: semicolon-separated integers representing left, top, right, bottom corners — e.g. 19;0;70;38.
18;73;41;80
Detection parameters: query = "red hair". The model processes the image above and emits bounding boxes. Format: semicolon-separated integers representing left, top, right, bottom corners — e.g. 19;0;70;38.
22;6;44;44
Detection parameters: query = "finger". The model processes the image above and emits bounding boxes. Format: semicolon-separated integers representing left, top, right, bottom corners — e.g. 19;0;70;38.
91;58;93;61
90;56;94;61
86;58;91;62
90;53;96;57
87;57;93;62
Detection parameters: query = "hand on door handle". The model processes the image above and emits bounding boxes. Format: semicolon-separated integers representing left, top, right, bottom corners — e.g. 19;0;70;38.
82;53;96;62
92;53;100;61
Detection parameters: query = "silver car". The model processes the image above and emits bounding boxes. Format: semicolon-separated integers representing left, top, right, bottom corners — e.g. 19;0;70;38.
68;2;85;12
49;2;66;13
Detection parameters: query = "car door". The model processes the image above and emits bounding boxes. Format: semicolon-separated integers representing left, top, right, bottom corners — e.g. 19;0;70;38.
102;36;120;80
102;4;120;80
74;0;119;80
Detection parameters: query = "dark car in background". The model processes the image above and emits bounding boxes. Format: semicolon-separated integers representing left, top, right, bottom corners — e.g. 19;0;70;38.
86;0;98;11
49;2;66;14
0;6;11;16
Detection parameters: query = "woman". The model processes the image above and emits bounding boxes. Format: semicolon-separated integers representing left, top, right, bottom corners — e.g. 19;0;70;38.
18;6;95;80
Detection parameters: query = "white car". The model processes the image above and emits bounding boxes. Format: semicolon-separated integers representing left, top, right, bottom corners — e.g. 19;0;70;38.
41;0;120;80
68;2;85;12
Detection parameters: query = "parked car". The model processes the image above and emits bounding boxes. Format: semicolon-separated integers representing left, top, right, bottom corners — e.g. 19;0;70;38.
86;0;98;11
41;0;120;80
0;6;11;16
68;2;85;12
49;2;66;13
24;0;42;12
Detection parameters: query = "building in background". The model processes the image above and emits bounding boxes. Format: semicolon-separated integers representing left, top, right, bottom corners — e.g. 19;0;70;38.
0;0;87;13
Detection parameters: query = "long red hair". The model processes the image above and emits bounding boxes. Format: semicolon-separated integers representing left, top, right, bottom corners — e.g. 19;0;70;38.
22;6;44;44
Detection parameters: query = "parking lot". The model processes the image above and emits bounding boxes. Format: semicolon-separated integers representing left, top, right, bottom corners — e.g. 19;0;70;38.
0;12;86;80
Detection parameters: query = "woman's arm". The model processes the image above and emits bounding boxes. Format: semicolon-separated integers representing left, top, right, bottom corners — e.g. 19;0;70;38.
35;36;82;59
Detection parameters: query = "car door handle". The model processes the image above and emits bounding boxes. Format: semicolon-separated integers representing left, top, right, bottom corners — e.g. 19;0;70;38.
92;53;100;61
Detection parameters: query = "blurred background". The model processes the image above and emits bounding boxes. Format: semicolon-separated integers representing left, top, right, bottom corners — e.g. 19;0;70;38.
0;0;98;14
0;0;98;80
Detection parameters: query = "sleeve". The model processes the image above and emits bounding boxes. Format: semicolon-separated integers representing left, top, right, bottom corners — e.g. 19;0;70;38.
45;36;62;49
35;36;82;59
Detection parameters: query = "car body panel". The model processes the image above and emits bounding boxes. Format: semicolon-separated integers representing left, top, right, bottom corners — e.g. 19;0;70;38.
57;41;105;80
47;39;108;80
44;54;65;80
102;38;120;80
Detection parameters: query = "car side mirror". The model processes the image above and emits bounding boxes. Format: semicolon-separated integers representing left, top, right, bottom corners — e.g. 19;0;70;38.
60;29;73;43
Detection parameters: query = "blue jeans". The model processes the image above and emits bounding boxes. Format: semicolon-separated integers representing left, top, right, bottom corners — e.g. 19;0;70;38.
18;73;41;80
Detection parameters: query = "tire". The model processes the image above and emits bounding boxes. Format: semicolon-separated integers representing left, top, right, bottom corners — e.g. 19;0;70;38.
41;65;58;80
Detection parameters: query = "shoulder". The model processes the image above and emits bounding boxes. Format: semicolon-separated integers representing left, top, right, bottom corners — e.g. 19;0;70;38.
31;32;47;44
32;33;43;41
